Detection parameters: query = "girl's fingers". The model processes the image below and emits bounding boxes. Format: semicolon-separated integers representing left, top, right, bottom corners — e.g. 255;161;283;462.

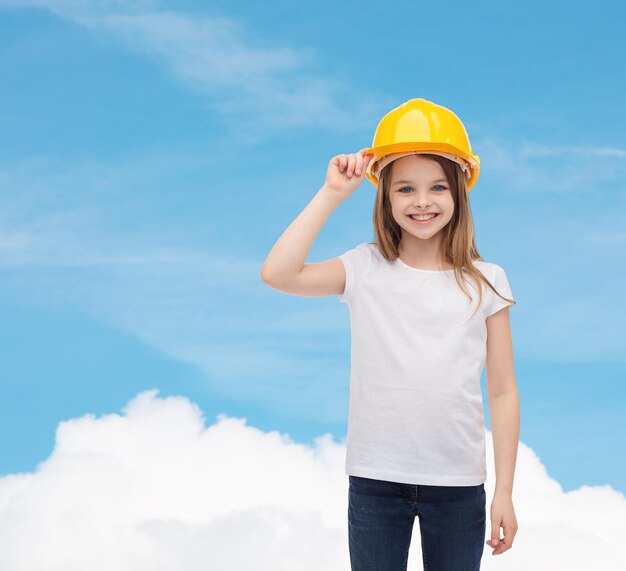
335;156;342;173
355;153;363;176
333;151;371;177
347;154;356;177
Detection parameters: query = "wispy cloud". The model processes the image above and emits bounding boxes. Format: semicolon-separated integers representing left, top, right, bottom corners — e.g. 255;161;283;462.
0;0;385;139
0;148;354;422
0;389;624;570
477;137;626;197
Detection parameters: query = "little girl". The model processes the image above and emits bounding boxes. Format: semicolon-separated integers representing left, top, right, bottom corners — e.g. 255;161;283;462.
261;98;519;570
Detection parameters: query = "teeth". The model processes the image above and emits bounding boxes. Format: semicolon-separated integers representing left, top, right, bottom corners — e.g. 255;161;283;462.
410;214;437;221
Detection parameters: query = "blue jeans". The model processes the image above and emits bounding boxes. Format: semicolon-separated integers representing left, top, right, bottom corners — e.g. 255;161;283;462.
348;475;486;571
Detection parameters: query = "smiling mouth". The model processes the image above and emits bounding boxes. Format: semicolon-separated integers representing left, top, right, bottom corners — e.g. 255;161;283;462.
408;213;440;224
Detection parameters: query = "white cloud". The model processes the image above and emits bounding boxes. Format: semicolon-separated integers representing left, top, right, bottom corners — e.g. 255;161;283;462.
0;390;624;570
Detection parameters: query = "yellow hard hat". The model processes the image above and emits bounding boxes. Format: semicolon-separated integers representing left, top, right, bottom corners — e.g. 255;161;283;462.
364;98;481;191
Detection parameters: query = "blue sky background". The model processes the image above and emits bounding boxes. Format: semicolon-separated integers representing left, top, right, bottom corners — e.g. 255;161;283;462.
0;0;624;497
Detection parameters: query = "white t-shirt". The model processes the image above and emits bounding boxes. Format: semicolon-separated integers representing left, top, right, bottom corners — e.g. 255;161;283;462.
338;241;515;486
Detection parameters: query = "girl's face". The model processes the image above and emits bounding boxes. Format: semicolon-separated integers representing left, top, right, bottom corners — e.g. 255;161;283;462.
387;155;455;241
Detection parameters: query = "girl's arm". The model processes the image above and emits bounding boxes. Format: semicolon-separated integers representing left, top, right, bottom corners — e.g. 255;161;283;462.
260;185;344;288
485;307;520;555
260;149;372;290
485;307;519;495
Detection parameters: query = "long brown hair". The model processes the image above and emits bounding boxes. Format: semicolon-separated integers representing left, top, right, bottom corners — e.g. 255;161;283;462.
371;153;515;320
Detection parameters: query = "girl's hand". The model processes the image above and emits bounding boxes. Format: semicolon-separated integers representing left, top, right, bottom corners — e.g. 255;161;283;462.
486;493;518;556
323;148;375;199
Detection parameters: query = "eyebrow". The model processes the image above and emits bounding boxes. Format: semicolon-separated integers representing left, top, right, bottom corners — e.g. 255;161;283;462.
392;178;448;186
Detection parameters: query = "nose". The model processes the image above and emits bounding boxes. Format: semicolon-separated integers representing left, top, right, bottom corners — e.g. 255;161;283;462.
413;195;432;208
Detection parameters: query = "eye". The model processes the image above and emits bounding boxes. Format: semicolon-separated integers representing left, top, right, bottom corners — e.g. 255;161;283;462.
398;185;447;193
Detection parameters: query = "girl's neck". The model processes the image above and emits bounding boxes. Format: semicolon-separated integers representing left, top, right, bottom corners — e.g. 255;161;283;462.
398;240;452;271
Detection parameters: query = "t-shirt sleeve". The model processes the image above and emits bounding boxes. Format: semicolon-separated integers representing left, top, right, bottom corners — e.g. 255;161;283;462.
487;264;515;317
338;242;372;303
